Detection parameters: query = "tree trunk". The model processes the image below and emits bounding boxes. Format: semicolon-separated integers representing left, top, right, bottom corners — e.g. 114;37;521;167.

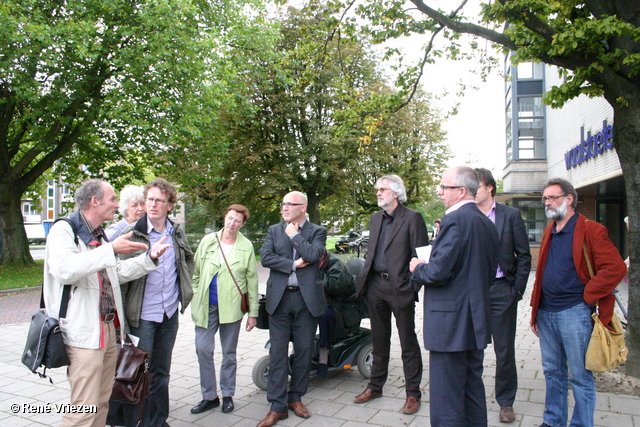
306;193;322;226
0;180;34;267
612;103;640;377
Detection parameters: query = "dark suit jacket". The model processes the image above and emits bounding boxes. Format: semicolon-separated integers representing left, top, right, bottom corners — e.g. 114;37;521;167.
412;202;499;352
494;203;531;296
260;221;327;317
355;204;429;307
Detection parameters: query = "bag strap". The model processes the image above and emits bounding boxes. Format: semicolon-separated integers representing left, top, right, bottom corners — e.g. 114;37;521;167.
39;217;79;317
583;240;595;280
215;232;244;298
582;236;601;314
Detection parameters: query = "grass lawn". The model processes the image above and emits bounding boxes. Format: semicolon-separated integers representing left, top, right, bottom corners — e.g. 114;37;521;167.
326;237;338;251
0;260;44;291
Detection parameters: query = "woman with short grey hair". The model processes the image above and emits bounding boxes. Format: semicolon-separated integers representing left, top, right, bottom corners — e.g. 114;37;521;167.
105;185;146;241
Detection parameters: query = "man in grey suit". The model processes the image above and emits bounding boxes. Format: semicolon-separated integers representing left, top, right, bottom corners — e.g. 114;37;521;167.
475;168;531;423
258;191;327;427
354;174;429;414
410;166;499;427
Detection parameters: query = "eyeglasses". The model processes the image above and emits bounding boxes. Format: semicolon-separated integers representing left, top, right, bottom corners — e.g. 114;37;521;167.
146;197;168;206
541;195;564;203
280;202;304;208
376;187;391;193
439;185;462;191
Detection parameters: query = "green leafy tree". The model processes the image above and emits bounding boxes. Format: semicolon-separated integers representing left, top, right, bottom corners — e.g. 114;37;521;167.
0;0;265;266
183;2;449;231
350;0;640;376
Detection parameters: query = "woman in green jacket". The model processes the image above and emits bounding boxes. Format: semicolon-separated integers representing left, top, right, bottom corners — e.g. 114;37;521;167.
190;204;259;415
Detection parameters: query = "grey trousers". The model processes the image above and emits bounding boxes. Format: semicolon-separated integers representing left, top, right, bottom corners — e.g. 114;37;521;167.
195;305;242;399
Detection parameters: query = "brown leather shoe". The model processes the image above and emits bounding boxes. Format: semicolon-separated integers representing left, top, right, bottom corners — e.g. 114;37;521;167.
500;406;516;423
288;401;311;418
353;388;382;403
402;396;421;414
256;411;288;427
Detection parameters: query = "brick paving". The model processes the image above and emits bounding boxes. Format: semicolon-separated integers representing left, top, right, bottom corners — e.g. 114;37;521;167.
0;271;638;426
0;291;40;326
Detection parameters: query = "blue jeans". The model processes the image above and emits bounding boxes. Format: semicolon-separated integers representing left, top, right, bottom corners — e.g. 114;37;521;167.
537;303;595;427
125;310;179;427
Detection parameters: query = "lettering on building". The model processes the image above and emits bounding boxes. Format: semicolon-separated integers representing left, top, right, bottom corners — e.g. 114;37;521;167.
564;120;614;169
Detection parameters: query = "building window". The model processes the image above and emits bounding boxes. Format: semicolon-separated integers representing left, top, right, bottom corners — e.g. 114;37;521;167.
517;62;544;80
514;199;546;244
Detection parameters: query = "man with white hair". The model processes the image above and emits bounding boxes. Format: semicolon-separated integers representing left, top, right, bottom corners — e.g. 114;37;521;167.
354;174;429;414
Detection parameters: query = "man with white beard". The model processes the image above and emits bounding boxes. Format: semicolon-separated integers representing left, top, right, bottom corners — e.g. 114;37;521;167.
529;178;626;427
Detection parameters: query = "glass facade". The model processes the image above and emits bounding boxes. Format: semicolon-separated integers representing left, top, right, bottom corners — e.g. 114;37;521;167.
514;199;546;243
505;59;546;161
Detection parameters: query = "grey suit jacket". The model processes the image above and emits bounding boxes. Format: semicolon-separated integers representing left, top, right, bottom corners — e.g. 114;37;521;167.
494;203;531;296
355;204;429;307
412;202;499;352
260;221;327;317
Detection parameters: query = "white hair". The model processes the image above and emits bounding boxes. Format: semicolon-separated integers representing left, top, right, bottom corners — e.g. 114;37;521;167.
118;185;145;216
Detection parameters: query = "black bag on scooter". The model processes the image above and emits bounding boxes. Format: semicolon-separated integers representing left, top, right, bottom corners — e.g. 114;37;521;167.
256;294;269;329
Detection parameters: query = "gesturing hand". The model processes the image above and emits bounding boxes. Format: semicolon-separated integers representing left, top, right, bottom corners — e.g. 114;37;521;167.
150;236;171;260
112;231;149;254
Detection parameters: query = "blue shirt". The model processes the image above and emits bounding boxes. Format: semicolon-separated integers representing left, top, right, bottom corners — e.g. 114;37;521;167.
140;218;179;321
540;213;585;311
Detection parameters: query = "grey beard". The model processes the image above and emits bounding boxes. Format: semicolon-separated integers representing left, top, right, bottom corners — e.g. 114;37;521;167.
545;200;568;221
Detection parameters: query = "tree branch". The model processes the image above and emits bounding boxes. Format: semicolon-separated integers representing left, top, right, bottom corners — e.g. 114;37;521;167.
409;0;517;50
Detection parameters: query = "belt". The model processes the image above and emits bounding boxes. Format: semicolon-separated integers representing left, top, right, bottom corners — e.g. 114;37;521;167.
285;286;300;292
102;312;116;323
374;271;390;280
492;277;508;285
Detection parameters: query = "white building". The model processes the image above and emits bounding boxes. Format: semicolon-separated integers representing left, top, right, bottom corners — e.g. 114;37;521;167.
501;58;626;265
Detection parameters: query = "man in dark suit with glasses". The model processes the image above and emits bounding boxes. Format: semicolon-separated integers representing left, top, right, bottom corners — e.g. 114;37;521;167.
258;191;327;427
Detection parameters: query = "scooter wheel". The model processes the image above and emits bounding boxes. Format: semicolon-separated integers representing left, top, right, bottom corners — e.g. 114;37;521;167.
252;355;270;390
357;342;373;379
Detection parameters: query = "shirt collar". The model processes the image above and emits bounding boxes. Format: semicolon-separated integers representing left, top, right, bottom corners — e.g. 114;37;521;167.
445;199;475;215
79;212;104;241
383;204;399;220
552;211;578;235
147;216;173;235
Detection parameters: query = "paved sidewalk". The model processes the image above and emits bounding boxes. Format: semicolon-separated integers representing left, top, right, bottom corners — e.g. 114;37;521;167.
1;272;639;426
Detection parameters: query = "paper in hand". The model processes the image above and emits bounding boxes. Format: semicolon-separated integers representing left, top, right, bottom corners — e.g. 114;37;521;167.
416;245;431;263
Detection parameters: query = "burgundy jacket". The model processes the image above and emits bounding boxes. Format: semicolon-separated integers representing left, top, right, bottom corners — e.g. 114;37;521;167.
530;213;627;330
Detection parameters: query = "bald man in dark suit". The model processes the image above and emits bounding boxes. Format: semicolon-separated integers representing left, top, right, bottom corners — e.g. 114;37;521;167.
411;166;499;427
258;191;327;427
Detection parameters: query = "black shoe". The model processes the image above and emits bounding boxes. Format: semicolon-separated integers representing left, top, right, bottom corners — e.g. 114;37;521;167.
191;397;220;414
222;396;234;413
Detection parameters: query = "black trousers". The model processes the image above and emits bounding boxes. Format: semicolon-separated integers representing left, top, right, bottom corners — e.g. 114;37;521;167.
430;349;487;427
267;290;318;413
489;277;520;407
366;274;422;398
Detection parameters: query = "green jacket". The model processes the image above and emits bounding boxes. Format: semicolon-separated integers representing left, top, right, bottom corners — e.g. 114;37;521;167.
119;215;195;329
323;253;366;339
191;230;259;327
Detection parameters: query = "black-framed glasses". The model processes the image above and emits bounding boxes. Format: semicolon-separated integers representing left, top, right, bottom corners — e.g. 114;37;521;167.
541;195;565;203
280;202;304;208
439;185;462;191
146;197;168;206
